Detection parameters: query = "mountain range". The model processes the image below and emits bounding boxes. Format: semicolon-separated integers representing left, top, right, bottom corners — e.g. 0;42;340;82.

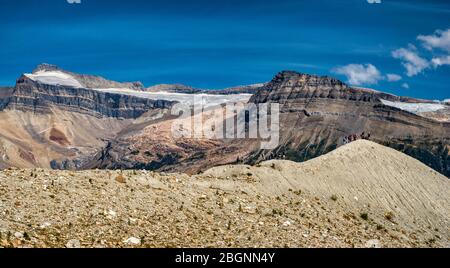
0;64;449;177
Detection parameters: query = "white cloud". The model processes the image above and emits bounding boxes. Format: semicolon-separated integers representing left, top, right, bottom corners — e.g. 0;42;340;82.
386;73;402;82
431;55;450;67
417;28;450;69
392;46;429;77
401;83;410;89
367;0;382;4
393;29;450;78
332;64;383;86
417;28;450;52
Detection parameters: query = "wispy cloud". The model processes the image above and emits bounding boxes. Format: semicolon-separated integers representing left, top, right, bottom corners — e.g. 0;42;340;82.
387;28;450;92
332;64;407;86
432;55;450;67
392;45;429;77
417;28;450;68
332;64;383;86
386;73;402;82
417;28;450;52
392;28;450;76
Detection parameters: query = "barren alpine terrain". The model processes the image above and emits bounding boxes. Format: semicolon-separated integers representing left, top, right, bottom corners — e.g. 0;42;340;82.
1;140;448;248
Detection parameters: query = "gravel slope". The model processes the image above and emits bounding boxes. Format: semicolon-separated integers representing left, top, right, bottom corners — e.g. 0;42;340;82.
0;140;448;248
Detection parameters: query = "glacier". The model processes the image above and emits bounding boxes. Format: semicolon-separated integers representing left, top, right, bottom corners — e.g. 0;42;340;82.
380;99;447;114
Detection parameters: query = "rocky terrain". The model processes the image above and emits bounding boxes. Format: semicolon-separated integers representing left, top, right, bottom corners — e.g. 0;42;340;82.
419;107;450;122
0;65;176;169
0;65;449;178
0;108;135;169
72;70;450;176
245;71;450;177
0;140;448;248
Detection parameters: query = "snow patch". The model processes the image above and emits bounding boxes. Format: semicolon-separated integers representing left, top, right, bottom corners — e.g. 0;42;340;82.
22;71;253;106
25;71;83;88
380;99;446;113
91;88;252;107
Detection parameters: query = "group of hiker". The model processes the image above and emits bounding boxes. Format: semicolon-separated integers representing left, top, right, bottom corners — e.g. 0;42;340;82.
343;132;371;144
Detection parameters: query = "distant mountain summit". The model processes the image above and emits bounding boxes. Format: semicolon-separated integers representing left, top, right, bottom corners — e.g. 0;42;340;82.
251;70;437;104
29;63;144;90
32;63;62;73
12;67;173;119
245;70;450;177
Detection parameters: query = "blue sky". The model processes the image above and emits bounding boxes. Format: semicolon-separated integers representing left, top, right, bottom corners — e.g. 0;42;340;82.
0;0;449;99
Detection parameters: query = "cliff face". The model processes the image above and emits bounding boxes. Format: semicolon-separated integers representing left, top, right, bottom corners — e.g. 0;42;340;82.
0;70;176;169
250;71;432;104
75;71;450;177
145;83;265;95
250;71;375;103
3;75;174;119
0;87;14;110
247;71;450;177
0;75;176;170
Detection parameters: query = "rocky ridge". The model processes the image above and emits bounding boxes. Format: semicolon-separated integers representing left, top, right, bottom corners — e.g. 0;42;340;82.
145;83;265;95
0;140;448;248
245;71;450;177
33;64;144;90
2;75;174;119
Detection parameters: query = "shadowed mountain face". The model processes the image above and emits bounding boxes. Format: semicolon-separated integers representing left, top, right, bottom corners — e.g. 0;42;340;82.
0;66;448;177
246;71;450;177
8;75;174;119
0;87;14;110
2;64;175;119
